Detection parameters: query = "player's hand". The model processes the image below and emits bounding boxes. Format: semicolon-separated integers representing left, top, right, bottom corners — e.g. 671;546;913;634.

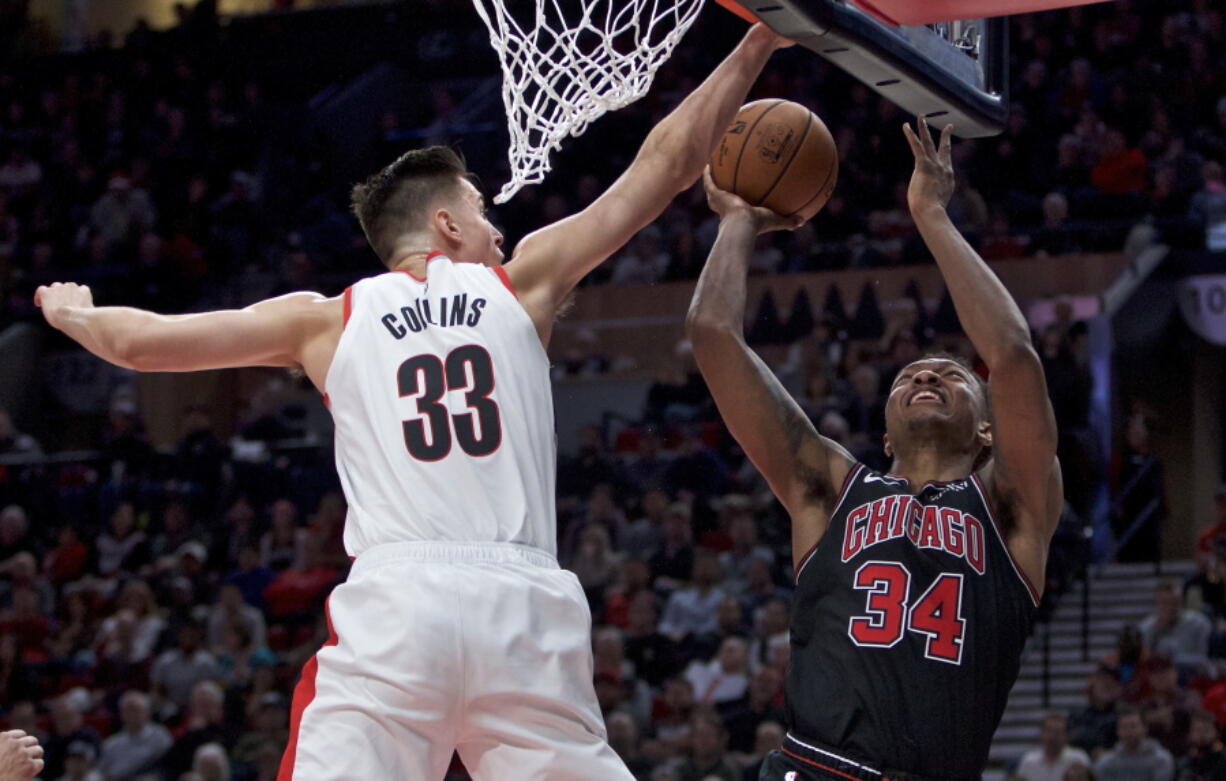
702;167;804;234
903;118;956;215
0;730;44;779
34;282;94;329
745;21;796;50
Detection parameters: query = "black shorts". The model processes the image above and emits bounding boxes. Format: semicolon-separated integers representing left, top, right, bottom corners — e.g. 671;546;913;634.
758;733;942;781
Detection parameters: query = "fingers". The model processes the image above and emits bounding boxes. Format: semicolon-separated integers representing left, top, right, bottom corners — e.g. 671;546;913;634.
702;165;717;193
2;730;24;739
902;123;922;159
939;124;954;161
17;736;37;749
916;116;936;155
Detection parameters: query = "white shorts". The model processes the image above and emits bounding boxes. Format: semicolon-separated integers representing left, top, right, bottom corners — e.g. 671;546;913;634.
278;541;634;780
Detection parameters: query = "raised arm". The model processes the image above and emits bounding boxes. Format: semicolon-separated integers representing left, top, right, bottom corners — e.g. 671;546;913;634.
903;121;1062;558
35;283;341;390
686;170;853;563
506;24;789;340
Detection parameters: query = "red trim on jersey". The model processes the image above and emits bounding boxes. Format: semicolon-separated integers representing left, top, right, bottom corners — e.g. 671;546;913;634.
321;393;330;410
969;473;1042;606
396;268;428;282
794;463;863;582
493;266;517;298
278;597;340;781
342;286;353;327
426;251;445;261
780;748;868;781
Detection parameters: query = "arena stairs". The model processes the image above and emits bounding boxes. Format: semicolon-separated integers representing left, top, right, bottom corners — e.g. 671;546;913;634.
983;559;1196;779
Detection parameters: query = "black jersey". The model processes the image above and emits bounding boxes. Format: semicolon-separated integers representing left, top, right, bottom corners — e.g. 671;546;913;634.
786;463;1039;779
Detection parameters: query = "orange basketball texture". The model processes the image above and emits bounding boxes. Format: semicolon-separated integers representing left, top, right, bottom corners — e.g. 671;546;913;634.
710;99;838;220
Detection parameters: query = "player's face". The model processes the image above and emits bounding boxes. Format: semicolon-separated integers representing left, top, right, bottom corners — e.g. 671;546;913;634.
452;179;504;266
884;358;986;454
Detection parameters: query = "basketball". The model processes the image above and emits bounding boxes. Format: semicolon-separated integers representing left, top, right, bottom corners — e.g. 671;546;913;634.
709;99;838;220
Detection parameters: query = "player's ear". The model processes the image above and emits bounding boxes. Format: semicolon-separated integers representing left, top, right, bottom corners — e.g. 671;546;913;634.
433;206;461;242
976;419;992;449
882;433;893;458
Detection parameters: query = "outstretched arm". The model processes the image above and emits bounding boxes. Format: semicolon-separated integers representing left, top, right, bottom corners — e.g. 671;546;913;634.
35;283;340;388
687;170;853;562
903;121;1062;561
507;24;789;342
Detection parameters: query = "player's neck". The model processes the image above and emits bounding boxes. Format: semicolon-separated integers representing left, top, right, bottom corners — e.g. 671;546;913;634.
886;446;976;487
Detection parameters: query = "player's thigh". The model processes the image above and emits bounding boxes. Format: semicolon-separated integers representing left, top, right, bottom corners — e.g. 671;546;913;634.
458;564;633;780
281;566;461;780
457;715;634;781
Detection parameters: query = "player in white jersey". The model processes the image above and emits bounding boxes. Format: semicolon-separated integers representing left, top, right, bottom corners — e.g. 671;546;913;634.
35;24;790;780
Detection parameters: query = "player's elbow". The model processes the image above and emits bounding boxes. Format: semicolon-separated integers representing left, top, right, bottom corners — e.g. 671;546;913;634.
985;337;1041;373
685;309;736;345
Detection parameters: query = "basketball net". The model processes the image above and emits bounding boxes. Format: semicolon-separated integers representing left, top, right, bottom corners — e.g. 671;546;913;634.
471;0;706;203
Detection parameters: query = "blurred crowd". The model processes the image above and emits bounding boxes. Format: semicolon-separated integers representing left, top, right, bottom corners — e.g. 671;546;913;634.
0;0;1222;779
0;1;1223;334
1009;492;1226;781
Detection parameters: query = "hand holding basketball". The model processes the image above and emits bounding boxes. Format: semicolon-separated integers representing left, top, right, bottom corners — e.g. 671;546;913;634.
903;119;956;215
702;167;804;234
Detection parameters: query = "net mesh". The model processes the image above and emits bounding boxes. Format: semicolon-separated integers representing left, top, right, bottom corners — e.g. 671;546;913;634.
471;0;706;203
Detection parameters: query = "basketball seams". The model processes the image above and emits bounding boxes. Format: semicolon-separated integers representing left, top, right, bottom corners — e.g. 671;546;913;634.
756;109;813;207
731;99;784;197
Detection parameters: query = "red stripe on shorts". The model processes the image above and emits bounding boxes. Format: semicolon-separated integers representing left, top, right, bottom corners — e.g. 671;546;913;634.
277;596;339;781
342;286;353;326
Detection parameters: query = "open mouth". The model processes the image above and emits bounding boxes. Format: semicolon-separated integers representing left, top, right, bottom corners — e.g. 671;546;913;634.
908;390;944;406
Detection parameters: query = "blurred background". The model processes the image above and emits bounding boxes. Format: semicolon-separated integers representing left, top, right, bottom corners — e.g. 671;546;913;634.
0;0;1224;778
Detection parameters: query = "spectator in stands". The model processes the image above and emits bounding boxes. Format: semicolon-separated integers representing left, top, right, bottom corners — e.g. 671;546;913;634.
719;510;773;596
624;592;680;688
97;690;172;780
94;502;149;577
230;691;288;770
191;741;230;781
1028;192;1084;257
43;691;100;781
623;489;670;561
225;546;274;611
650;502;696;591
59;739;101;781
1069;664;1123;757
0;507;34;561
258;499;304;573
95;579;165;664
1176;710;1226;781
260;534;339;623
676;710;740;781
162;681;228;779
43;526;89;586
88;173;157;250
1113;410;1167;564
606;710;653;779
150;622;221;713
720;665;785;755
660;549;726;642
604;557;653;630
1138;656;1201;755
1017;712;1092;781
207;582;266;654
1140;584;1212;675
1188;161;1226;251
569;522;622;610
684;636;750;707
1094;707;1175;781
0;408;41;458
1193;485;1226;569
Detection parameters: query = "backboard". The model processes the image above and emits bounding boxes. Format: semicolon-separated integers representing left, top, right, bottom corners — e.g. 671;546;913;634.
718;0;1011;137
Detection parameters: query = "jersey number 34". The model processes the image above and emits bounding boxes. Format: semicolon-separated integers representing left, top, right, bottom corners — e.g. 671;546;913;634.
397;345;502;461
847;561;966;665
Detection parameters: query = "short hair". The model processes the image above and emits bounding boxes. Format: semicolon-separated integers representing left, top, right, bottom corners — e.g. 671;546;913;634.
350;146;469;265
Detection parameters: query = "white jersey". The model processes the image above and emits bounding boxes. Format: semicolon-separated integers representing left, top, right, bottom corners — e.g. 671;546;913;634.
324;253;557;557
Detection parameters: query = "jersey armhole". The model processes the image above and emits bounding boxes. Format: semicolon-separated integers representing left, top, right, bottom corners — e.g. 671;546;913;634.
794;463;865;582
969;473;1042;607
492;266;517;298
342;285;354;327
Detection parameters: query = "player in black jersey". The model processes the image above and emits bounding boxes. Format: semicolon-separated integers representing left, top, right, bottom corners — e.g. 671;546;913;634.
686;120;1062;780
